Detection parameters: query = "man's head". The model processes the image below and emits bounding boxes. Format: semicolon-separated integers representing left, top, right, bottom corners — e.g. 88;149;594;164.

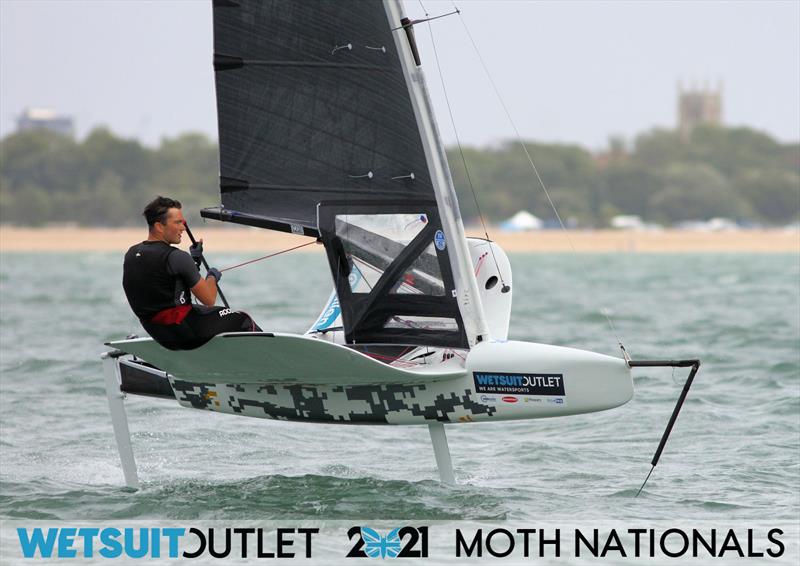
143;196;185;244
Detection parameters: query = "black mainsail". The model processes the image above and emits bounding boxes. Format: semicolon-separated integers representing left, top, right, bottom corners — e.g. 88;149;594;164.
205;0;435;233
202;0;488;349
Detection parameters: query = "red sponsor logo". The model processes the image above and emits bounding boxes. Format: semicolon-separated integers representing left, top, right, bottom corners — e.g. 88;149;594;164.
502;396;518;404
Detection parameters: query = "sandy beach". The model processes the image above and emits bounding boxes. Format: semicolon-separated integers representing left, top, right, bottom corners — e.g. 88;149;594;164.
1;226;797;253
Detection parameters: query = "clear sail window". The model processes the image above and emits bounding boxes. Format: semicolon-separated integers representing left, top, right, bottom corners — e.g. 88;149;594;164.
389;242;445;296
319;201;467;348
335;213;444;295
383;316;458;332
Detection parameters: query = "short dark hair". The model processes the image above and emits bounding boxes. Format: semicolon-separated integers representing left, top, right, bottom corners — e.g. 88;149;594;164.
143;196;181;228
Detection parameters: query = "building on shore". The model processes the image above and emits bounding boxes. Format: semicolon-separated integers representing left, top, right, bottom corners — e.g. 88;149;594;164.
677;82;722;139
16;108;74;137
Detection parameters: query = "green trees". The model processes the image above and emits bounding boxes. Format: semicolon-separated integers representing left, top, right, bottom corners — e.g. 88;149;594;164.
448;125;798;226
615;126;797;224
0;128;219;226
649;163;745;223
0;125;797;226
734;169;800;223
448;141;596;225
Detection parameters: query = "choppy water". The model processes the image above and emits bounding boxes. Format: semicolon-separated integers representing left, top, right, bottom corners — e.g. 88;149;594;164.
1;251;798;564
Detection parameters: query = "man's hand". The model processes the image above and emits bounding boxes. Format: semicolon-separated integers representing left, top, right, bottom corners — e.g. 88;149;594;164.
189;240;204;268
191;265;220;306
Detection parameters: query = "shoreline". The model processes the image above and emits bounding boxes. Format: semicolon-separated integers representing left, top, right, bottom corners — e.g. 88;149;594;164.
1;227;797;253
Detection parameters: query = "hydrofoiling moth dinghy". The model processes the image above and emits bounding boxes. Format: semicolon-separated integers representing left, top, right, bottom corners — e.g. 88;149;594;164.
103;0;700;490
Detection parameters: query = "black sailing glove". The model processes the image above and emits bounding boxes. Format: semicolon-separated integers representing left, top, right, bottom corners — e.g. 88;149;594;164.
206;267;222;282
189;242;203;268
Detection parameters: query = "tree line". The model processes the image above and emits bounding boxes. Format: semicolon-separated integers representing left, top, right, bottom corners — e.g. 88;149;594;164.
449;126;799;226
0;128;218;227
1;125;797;227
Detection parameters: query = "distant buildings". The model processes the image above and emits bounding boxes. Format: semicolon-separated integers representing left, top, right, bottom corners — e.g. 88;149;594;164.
16;107;74;137
677;82;722;138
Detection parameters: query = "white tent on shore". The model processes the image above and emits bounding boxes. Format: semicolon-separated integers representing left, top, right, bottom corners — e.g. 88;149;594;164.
499;210;543;232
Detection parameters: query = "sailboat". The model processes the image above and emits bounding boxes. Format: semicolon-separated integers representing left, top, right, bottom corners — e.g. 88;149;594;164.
102;0;699;489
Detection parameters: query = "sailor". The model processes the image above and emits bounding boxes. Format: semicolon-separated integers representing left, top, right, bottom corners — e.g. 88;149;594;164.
123;196;260;350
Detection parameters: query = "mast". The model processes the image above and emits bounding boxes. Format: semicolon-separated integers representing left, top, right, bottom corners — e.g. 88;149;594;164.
383;0;491;346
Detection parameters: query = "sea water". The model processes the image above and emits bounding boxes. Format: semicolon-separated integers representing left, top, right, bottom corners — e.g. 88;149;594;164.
0;251;798;564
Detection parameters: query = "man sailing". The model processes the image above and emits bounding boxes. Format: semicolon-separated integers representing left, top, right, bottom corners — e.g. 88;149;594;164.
123;196;260;350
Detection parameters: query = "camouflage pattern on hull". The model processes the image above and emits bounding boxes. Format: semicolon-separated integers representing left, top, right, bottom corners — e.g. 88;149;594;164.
170;377;497;425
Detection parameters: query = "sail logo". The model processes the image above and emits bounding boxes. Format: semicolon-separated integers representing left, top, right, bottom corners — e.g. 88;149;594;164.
434;230;446;250
473;372;565;396
347;268;363;291
312;269;363;331
312;293;341;331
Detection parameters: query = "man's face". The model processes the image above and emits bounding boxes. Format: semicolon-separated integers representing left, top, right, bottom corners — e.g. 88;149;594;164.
158;208;186;244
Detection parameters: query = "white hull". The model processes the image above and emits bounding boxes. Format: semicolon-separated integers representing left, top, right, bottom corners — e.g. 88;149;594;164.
111;337;632;425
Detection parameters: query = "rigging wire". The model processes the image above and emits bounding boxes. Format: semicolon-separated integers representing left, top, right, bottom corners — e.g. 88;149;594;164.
218;240;316;273
420;1;509;291
450;2;628;353
362;347;419;367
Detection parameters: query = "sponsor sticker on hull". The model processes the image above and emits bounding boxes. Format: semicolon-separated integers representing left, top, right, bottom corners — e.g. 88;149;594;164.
473;372;566;396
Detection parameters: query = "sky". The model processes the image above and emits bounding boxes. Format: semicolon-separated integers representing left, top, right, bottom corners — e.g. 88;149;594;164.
1;0;798;151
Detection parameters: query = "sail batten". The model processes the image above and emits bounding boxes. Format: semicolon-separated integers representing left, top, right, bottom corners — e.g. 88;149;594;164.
215;57;390;71
221;185;420;196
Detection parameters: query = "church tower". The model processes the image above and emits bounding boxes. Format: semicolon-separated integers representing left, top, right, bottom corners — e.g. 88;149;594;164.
677;81;723;138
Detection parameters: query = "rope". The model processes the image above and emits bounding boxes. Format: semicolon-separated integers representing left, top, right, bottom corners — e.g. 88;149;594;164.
361;346;423;368
219;240;317;273
421;2;508;290
452;3;628;354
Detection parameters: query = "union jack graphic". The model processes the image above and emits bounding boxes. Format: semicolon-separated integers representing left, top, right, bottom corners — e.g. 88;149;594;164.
361;527;401;559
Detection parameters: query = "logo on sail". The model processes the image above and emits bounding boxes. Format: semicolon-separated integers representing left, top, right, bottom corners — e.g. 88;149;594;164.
312;294;341;331
434;230;446;250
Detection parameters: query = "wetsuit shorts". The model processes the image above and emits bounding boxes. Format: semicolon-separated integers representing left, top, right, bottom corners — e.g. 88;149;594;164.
144;305;261;351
